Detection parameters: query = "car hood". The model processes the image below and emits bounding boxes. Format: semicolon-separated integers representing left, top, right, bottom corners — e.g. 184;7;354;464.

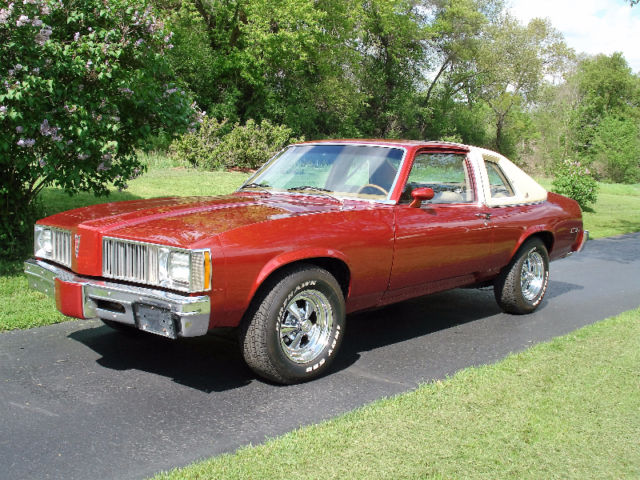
40;193;343;248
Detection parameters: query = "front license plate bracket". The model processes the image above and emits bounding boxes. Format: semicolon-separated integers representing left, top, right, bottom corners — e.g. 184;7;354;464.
135;304;177;339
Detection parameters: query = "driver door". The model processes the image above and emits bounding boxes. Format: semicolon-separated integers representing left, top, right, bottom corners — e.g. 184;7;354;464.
384;151;493;303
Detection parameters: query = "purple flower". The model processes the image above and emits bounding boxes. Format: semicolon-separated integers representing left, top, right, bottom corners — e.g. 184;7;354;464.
73;31;80;41
78;153;90;160
16;14;29;26
0;106;7;115
101;153;112;161
16;126;23;133
0;6;13;25
32;18;42;27
97;162;108;171
35;26;53;46
134;38;144;47
32;67;39;74
17;138;36;148
39;158;46;168
14;63;22;71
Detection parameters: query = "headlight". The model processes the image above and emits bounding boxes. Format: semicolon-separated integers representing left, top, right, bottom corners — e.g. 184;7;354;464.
34;225;72;267
159;249;191;288
34;225;53;258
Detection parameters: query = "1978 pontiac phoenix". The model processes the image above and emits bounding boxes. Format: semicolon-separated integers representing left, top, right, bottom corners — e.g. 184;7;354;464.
25;140;587;383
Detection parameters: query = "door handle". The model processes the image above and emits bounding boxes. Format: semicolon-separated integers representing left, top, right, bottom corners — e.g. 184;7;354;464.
475;212;491;220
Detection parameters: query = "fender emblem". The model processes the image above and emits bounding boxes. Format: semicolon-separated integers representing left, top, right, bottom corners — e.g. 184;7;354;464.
75;234;81;258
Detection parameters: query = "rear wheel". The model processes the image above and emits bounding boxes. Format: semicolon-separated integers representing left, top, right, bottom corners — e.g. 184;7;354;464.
494;238;549;314
240;264;346;384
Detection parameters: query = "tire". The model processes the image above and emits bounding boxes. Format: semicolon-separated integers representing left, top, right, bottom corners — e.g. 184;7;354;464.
494;238;549;314
240;264;346;384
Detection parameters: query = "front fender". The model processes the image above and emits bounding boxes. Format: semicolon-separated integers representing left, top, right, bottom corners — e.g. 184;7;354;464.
248;248;350;305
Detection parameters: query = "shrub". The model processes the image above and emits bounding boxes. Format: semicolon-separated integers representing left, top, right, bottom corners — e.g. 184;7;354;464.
214;119;303;170
0;0;194;258
552;159;599;210
170;117;302;170
169;116;229;168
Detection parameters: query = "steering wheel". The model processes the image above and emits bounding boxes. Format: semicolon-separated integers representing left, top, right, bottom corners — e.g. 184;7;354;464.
357;184;388;195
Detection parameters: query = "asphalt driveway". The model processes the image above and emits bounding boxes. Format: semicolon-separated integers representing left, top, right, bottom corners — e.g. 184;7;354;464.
1;233;639;480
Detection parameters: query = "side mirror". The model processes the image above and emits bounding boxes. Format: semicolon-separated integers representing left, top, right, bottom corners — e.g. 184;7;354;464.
409;187;435;208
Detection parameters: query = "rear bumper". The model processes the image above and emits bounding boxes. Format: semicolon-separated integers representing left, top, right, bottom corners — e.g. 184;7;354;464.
575;229;589;253
24;258;210;338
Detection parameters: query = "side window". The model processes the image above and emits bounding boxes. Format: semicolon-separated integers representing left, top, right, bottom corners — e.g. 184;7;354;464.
401;152;474;204
485;160;515;198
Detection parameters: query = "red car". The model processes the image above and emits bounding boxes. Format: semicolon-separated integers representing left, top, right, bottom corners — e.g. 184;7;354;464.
25;140;587;383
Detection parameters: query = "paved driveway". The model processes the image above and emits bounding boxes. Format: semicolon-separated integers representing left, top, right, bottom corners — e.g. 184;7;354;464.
1;233;639;480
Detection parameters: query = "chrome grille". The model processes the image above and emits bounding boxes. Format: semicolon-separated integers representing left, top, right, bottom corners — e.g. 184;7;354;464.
102;238;157;284
102;237;210;292
52;229;71;267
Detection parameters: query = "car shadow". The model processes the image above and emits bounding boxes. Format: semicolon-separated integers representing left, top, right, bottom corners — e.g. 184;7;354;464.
68;280;583;393
68;326;254;392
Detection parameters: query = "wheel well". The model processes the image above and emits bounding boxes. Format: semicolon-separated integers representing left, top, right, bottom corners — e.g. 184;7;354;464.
257;257;351;301
528;231;554;254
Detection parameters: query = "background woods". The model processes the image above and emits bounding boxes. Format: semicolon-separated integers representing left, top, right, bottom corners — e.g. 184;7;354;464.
2;0;640;257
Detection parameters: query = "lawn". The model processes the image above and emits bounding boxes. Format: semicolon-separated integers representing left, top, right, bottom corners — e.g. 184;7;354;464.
153;308;640;480
0;165;639;332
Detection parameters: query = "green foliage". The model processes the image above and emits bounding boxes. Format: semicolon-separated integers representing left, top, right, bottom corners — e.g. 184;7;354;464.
552;159;599;210
213;119;303;169
0;0;194;258
592;115;640;184
169;116;230;168
170;117;302;170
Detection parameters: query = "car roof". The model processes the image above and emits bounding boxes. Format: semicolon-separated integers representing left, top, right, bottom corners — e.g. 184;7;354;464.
299;139;471;151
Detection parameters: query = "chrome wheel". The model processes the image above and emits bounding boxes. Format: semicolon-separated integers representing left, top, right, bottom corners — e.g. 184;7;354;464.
278;290;334;364
520;249;545;301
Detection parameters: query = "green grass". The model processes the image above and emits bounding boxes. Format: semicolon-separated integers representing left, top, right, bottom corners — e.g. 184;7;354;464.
537;179;640;239
0;166;638;332
582;183;640;239
154;308;640;480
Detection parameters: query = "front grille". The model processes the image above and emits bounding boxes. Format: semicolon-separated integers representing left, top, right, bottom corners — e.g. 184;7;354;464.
102;238;158;285
52;229;72;268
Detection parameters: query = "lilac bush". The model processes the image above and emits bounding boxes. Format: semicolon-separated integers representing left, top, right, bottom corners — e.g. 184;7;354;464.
552;159;599;210
0;0;193;257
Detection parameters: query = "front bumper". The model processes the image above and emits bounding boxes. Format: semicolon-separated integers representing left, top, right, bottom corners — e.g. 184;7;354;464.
24;258;211;338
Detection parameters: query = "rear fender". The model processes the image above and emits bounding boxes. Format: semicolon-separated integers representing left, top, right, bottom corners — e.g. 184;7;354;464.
508;227;554;261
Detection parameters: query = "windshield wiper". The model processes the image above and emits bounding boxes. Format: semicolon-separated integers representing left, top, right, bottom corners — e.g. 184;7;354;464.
240;182;272;194
287;185;342;203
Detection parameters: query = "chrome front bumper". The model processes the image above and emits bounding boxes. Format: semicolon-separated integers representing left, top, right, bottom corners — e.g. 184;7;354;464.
24;258;211;338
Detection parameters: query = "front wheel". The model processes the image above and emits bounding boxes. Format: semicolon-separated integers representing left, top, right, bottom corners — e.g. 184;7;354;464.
240;265;346;384
494;238;549;314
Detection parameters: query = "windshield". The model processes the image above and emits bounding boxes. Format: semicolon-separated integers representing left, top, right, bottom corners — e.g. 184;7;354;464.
242;144;404;201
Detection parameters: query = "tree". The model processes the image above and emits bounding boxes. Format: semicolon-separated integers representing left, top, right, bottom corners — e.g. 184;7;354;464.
0;0;194;257
570;53;640;153
472;15;571;156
